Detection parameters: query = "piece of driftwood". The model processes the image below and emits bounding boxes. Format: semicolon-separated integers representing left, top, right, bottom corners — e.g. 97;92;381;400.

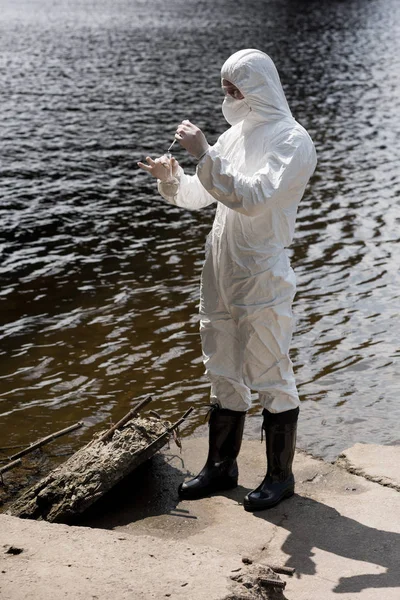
6;403;192;523
9;422;84;461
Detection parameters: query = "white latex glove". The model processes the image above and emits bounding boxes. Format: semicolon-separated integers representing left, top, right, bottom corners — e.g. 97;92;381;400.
175;120;209;159
137;155;179;181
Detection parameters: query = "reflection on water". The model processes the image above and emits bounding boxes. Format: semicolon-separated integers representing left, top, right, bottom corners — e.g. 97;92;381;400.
0;0;399;464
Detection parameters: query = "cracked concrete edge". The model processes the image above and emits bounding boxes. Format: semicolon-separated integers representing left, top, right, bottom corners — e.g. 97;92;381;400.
335;455;400;492
295;447;328;463
297;444;400;494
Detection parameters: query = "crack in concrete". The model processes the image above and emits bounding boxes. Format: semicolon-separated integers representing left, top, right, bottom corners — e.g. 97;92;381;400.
336;457;400;492
301;473;319;483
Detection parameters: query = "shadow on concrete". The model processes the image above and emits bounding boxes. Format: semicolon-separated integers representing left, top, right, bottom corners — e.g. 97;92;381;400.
76;452;190;529
77;453;254;529
252;494;400;594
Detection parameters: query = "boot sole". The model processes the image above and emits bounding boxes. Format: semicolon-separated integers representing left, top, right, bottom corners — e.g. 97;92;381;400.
243;489;294;512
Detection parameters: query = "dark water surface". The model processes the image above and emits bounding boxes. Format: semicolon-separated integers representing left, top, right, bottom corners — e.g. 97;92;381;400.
1;0;399;465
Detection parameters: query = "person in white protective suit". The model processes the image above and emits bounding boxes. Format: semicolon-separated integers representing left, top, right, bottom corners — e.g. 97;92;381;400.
137;49;317;511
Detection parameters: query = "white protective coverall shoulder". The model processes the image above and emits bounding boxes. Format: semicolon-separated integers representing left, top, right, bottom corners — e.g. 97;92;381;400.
158;49;317;413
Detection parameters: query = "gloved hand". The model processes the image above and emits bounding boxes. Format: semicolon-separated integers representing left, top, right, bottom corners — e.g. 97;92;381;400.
137;155;179;181
175;120;209;159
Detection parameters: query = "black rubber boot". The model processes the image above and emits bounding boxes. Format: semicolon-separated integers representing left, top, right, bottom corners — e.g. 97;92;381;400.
243;407;299;512
178;404;246;500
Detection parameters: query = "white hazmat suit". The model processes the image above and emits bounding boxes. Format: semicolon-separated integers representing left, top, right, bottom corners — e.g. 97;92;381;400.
159;49;317;414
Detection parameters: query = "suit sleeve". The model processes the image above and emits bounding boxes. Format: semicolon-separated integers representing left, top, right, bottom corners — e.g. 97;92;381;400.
196;134;317;217
158;166;216;211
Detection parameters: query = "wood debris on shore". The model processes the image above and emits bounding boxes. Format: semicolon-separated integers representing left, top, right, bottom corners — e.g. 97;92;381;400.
4;397;192;523
227;563;288;599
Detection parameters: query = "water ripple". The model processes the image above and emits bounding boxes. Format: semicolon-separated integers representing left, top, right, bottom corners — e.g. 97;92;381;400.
0;0;399;460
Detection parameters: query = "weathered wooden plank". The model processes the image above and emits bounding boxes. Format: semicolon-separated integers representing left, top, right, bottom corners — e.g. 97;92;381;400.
6;407;190;523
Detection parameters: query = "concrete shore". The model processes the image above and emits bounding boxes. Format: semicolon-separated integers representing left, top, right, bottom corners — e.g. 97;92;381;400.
1;440;399;599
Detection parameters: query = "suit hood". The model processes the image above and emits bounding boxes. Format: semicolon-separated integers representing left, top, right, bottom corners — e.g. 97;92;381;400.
221;49;293;123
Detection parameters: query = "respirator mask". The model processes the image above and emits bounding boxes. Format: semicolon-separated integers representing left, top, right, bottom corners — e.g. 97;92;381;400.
222;95;251;126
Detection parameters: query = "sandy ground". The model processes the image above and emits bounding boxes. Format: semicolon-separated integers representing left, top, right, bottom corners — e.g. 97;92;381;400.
1;440;399;599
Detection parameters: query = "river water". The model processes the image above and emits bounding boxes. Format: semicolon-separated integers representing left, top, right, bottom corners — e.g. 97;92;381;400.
0;0;399;466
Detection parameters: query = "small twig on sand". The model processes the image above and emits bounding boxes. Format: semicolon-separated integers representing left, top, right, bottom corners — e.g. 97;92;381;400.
10;422;84;461
269;564;295;575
